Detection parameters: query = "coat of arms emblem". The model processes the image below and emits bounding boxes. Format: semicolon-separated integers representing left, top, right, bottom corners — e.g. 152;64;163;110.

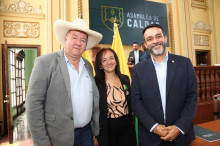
101;6;124;31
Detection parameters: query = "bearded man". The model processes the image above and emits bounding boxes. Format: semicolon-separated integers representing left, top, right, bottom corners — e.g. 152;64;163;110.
131;24;198;146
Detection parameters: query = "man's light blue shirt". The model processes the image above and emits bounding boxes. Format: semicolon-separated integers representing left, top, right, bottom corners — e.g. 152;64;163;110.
150;51;184;134
64;53;93;128
134;50;139;65
153;51;168;121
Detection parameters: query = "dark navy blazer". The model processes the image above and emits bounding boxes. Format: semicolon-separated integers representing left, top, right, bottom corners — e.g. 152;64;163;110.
131;53;198;145
128;50;143;65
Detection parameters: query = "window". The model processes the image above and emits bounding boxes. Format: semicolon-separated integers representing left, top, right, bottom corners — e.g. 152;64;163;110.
10;49;25;116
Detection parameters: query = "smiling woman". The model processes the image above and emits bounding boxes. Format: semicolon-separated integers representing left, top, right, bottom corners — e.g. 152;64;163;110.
94;48;137;146
101;50;117;73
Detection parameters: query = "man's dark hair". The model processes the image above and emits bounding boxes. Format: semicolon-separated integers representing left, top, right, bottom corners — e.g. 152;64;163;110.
143;24;165;36
133;42;138;45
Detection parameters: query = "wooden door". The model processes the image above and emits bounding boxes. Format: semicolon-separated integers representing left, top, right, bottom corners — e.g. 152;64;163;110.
2;40;13;143
2;42;41;143
195;50;211;66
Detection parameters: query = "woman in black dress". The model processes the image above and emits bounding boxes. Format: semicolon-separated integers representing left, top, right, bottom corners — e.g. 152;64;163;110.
94;48;136;146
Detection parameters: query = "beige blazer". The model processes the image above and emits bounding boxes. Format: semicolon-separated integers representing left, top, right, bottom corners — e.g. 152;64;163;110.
26;49;99;146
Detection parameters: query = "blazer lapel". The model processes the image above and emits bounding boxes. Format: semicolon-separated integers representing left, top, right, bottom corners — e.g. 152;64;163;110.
145;58;162;105
132;51;135;59
58;49;71;101
83;58;96;86
166;53;177;99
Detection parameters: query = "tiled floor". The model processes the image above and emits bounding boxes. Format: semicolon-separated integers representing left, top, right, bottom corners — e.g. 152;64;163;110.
0;136;33;146
0;112;33;146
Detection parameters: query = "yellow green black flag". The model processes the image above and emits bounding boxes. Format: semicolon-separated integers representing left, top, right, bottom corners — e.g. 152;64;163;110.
82;50;95;75
112;22;130;79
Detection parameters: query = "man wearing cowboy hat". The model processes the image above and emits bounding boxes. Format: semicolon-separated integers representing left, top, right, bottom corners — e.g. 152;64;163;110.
26;18;102;146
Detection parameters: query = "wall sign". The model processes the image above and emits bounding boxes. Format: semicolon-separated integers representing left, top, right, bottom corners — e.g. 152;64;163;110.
89;0;169;45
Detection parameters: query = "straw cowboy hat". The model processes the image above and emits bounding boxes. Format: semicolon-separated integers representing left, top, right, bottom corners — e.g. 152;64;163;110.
54;18;103;50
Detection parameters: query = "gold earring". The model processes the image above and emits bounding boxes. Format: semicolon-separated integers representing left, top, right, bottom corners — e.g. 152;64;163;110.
100;66;103;70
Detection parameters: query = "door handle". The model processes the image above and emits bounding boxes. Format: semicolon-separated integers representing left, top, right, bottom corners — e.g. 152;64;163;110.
4;99;10;103
4;95;10;103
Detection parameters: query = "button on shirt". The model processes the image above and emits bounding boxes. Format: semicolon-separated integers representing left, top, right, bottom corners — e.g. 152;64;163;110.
64;54;93;128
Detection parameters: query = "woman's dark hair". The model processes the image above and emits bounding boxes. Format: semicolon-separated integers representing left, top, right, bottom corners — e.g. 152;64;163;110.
95;48;127;85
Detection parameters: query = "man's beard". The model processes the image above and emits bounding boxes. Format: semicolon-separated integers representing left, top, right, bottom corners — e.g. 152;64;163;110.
149;42;166;56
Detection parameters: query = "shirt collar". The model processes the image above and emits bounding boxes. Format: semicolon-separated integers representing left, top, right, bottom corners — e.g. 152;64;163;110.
64;52;85;66
151;51;169;64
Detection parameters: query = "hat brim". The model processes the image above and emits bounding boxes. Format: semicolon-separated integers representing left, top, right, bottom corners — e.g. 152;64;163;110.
54;20;103;50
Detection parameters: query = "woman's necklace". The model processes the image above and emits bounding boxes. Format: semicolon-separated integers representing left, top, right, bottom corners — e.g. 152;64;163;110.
106;76;121;89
